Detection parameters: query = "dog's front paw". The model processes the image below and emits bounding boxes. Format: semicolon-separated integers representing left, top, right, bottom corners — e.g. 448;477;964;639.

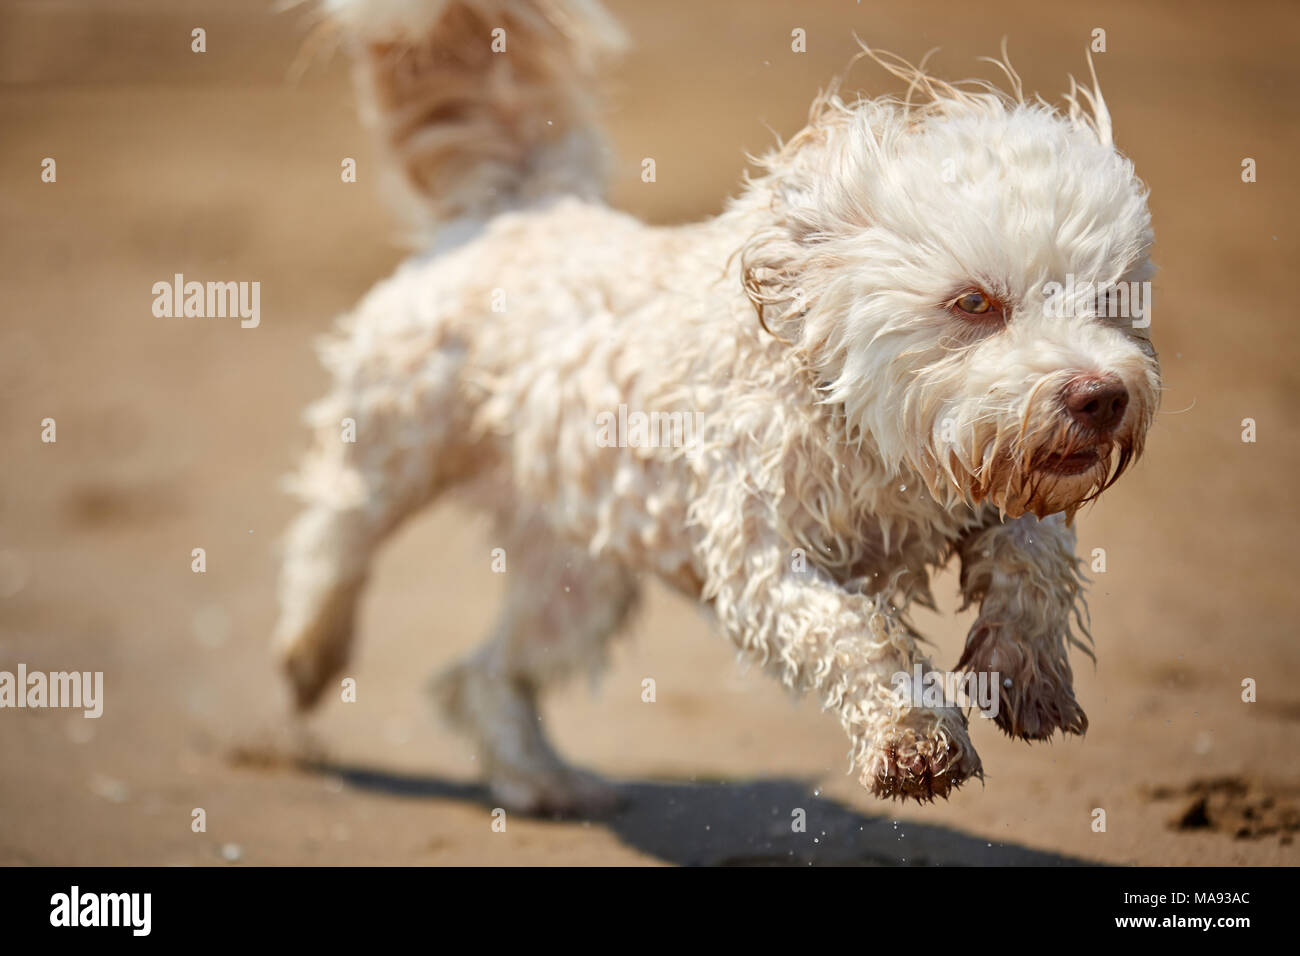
860;709;982;802
957;623;1088;741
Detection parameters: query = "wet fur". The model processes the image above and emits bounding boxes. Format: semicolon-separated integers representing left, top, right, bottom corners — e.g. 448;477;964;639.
274;0;1159;810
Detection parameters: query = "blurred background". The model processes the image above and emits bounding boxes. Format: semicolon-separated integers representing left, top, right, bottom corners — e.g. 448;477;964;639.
1;0;1297;865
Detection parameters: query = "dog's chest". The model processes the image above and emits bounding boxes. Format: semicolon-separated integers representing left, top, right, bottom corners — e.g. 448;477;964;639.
782;464;967;596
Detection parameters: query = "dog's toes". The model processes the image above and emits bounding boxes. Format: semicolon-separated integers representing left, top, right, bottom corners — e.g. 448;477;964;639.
959;624;1088;742
861;715;983;802
992;674;1089;741
489;768;623;819
277;624;351;712
273;579;363;712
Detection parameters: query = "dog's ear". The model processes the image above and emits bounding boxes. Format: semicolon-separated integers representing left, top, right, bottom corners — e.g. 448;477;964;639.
739;224;809;344
738;94;858;345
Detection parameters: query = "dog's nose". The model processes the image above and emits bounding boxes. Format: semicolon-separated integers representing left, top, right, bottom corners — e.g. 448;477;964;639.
1063;376;1129;433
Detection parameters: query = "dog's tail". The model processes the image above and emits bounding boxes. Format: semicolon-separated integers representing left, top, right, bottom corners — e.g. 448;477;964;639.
319;0;625;238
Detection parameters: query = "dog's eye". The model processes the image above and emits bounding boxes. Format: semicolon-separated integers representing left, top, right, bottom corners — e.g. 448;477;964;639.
952;290;993;315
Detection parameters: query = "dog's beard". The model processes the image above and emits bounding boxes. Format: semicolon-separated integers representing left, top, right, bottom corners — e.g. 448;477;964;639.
974;431;1140;520
928;406;1146;521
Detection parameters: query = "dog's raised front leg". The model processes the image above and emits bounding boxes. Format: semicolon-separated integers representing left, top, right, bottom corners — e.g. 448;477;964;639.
955;511;1092;740
702;522;982;801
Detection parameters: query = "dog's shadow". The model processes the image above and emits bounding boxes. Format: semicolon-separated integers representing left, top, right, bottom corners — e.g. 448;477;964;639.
308;761;1092;866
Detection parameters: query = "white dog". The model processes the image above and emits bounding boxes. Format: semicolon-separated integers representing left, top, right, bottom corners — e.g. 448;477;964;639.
275;0;1159;813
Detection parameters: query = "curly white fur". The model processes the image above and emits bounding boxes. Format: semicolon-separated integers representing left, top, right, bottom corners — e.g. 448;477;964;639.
274;0;1159;811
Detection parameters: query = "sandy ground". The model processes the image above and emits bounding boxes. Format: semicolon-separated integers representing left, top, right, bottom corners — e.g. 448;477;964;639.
1;0;1298;866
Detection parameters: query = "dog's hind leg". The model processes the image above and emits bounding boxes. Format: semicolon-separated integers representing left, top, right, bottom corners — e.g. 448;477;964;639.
430;513;640;816
274;281;476;711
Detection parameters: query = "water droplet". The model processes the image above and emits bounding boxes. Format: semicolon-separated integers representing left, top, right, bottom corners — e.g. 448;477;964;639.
89;774;129;804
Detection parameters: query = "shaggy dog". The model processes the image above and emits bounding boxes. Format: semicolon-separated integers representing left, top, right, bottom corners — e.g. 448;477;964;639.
275;0;1159;813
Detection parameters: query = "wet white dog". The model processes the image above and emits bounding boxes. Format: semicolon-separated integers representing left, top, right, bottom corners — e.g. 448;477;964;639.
275;0;1159;812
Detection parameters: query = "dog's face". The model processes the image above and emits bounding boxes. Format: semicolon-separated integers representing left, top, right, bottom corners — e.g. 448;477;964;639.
744;79;1159;519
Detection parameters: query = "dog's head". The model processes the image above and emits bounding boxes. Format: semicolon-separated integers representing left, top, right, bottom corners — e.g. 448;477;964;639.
741;52;1159;519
